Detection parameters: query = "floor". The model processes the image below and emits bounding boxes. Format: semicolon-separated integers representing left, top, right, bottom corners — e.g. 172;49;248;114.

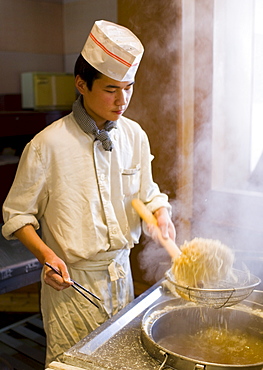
0;313;46;370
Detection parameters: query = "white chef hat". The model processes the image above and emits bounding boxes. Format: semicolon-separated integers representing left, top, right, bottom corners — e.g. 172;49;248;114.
81;20;144;81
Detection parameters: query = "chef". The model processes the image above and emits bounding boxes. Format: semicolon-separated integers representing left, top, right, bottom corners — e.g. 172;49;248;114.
2;20;175;366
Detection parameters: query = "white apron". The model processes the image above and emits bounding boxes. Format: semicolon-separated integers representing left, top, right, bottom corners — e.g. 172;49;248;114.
41;248;133;367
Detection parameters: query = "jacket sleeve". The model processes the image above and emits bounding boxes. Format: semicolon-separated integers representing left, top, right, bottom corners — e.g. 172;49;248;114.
2;141;48;240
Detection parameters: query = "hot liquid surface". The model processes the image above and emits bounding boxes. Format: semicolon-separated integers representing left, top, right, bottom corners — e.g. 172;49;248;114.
158;327;263;365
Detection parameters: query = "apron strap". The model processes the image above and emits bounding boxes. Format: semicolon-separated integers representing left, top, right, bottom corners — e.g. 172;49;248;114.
108;260;126;281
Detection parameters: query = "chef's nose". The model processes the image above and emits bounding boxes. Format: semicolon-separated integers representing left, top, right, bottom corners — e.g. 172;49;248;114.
115;89;127;106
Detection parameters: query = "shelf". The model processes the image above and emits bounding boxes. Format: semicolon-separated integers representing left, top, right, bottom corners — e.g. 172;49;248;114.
0;110;69;137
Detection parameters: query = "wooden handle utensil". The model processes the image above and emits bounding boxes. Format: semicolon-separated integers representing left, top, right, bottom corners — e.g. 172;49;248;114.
131;198;181;260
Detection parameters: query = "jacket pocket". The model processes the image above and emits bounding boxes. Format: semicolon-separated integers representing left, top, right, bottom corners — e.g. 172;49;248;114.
121;164;141;196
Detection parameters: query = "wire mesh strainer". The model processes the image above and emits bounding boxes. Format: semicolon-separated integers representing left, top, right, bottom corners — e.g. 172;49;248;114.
165;268;261;309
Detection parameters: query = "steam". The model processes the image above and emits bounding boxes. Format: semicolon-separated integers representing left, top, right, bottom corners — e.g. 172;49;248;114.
138;236;171;283
125;1;263;288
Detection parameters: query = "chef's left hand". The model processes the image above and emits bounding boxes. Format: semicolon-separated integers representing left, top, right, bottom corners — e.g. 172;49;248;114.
153;207;176;241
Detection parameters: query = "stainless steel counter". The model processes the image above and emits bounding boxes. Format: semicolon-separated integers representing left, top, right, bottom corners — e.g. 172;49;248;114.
62;280;263;370
62;280;175;370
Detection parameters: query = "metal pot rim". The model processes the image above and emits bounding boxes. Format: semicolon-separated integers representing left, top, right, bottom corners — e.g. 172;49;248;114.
141;297;263;369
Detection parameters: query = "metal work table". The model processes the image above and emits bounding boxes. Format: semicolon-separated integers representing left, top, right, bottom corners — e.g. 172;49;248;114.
61;281;263;370
0;226;42;294
62;280;175;370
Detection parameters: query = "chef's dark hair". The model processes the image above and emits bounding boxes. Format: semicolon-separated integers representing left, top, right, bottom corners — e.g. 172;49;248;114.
74;54;102;91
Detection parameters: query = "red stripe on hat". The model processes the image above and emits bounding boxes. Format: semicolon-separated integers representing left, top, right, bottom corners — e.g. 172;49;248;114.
90;32;133;68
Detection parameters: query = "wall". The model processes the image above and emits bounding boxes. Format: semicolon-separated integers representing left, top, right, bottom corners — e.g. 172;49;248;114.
63;0;117;73
118;0;179;199
0;0;64;94
0;0;117;94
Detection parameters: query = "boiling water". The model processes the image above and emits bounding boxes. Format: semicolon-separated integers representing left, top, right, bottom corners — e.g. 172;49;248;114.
158;327;263;365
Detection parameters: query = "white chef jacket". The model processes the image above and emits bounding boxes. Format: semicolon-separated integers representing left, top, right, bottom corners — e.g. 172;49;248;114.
2;112;171;366
2;112;170;263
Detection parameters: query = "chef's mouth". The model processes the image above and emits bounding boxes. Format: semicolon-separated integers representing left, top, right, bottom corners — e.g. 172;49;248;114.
113;109;125;115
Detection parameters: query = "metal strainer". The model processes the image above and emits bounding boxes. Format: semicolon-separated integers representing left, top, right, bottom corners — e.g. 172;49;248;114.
165;268;261;309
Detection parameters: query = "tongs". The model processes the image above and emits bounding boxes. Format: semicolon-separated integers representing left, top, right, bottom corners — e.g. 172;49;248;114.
45;262;101;309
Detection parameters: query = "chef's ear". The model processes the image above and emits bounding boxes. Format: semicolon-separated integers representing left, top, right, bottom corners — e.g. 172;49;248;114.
75;75;86;94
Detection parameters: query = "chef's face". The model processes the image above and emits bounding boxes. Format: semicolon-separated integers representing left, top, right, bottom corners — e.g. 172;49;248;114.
75;74;134;129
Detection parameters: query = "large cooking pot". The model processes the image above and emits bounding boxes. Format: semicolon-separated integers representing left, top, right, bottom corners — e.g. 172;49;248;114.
141;293;263;370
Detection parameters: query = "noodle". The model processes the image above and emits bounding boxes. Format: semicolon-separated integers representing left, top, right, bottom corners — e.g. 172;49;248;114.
172;238;234;288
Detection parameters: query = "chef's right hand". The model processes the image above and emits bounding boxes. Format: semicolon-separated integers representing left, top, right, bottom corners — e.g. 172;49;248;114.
44;256;73;291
